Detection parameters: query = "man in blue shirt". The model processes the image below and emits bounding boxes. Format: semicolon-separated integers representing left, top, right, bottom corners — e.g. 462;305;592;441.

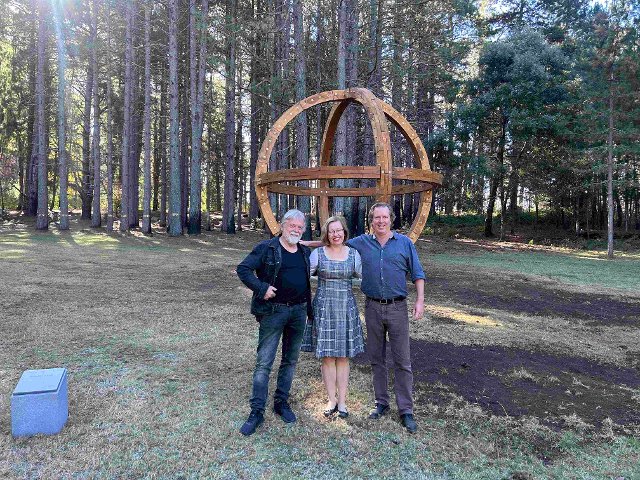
303;202;425;432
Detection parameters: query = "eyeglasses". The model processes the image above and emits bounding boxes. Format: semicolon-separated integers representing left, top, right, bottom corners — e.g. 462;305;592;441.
328;229;344;235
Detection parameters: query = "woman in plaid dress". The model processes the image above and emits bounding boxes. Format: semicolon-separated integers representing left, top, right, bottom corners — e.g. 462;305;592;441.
301;216;364;418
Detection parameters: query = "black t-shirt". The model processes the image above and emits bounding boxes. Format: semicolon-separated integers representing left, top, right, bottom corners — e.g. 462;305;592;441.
273;244;308;304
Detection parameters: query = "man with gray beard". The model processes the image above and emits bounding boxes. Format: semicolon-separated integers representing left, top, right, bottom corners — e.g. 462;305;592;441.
236;209;313;436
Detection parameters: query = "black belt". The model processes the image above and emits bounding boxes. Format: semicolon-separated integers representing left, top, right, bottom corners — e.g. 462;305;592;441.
273;300;306;307
367;296;406;304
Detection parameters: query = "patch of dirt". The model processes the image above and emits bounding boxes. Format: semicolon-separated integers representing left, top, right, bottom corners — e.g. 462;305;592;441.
427;267;640;327
356;341;640;432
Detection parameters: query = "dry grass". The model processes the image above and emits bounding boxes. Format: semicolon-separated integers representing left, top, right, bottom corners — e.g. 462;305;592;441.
0;218;639;479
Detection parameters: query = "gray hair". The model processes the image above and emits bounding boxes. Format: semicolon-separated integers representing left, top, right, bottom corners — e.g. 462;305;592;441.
281;209;306;229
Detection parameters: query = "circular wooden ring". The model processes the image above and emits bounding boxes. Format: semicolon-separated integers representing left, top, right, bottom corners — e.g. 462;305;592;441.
256;88;442;242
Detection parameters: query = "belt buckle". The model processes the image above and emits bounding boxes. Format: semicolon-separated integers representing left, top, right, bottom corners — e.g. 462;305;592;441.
380;298;391;305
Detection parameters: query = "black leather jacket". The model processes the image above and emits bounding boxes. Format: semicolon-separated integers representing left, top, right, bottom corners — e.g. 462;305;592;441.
236;236;313;320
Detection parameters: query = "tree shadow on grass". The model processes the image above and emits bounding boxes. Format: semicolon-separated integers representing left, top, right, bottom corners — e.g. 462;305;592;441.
428;270;640;327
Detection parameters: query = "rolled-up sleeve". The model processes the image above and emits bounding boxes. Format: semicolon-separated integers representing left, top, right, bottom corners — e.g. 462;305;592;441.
407;240;425;282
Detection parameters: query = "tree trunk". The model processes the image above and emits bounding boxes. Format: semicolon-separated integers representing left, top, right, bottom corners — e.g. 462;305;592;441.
91;0;101;228
205;120;213;230
153;89;160;212
274;0;290;219
333;0;348;217
248;0;261;223
105;3;114;231
53;0;68;230
120;0;134;231
402;49;416;225
390;7;403;229
25;11;37;218
485;173;498;238
168;0;182;236
343;0;358;230
34;0;48;230
141;4;152;234
268;0;282;220
188;0;209;234
607;72;614;258
129;60;142;229
314;0;323;232
248;0;262;223
222;0;237;233
473;129;485;215
180;96;189;229
235;79;243;232
484;116;507;237
508;142;527;235
499;171;507;241
293;0;311;237
360;0;382;234
18;134;25;212
81;61;93;220
159;73;168;228
215;142;222;212
50;154;58;211
368;0;383;95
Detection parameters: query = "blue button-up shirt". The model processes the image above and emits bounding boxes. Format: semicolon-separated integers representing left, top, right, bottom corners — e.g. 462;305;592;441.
347;232;425;299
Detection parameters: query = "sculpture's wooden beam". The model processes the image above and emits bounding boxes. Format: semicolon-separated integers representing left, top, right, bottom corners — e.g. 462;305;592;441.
256;166;381;186
392;168;444;184
391;183;434;195
268;185;378;197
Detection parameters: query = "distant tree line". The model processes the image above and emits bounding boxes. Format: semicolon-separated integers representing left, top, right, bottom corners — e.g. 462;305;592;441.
0;0;638;251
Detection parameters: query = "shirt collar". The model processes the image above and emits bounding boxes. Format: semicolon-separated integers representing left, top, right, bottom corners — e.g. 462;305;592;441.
370;231;397;241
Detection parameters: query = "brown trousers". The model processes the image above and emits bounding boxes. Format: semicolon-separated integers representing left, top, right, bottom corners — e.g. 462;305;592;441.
364;298;413;415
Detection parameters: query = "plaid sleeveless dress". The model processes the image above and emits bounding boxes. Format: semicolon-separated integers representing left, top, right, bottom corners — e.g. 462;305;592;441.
301;247;365;358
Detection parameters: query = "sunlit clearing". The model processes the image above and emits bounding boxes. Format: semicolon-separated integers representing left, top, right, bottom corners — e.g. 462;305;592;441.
571;250;640;260
0;236;30;246
61;232;120;246
426;304;502;327
0;249;26;259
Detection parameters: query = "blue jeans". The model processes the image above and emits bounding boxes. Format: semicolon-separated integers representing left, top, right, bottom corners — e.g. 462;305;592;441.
250;303;307;412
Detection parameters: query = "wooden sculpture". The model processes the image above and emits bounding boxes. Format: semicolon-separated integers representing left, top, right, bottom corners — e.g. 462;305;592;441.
255;88;443;242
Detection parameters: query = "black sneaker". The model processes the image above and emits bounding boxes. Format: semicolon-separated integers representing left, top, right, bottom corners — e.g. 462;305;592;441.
274;400;296;423
368;403;390;419
239;410;264;436
401;413;417;433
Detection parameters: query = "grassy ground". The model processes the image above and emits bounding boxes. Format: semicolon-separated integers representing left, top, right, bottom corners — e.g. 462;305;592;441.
0;216;639;479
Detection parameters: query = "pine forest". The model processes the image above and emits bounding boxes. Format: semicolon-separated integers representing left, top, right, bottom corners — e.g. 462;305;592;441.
0;0;639;248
